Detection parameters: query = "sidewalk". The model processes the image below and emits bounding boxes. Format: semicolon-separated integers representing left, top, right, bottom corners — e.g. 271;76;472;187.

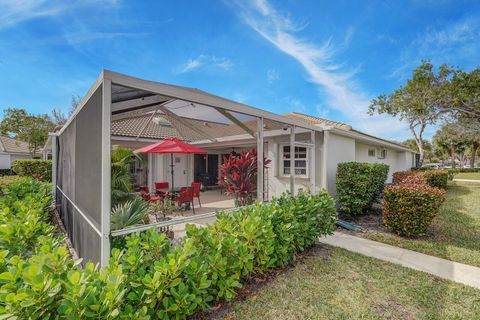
319;232;480;289
453;178;480;183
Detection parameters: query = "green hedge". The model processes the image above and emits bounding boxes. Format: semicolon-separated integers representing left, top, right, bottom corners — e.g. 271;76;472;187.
12;159;52;182
393;170;448;189
0;190;337;318
0;178;55;260
383;183;445;236
336;162;390;215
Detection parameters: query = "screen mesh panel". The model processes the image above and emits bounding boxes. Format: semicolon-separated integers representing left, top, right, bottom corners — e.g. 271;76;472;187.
56;85;104;264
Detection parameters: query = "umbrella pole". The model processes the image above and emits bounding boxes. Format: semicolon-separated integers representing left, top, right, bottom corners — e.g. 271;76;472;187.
171;153;174;192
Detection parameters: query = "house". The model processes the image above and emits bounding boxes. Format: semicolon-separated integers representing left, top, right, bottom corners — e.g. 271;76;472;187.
0;135;32;169
49;70;415;265
110;111;415;199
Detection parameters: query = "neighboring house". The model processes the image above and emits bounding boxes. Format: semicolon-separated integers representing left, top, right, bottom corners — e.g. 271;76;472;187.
0;135;32;169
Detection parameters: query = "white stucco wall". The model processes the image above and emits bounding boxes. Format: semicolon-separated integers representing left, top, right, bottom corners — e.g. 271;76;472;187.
325;133;356;197
0;154;11;169
355;142;414;182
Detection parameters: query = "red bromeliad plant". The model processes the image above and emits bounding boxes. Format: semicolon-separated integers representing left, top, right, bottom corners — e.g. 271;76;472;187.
218;149;271;206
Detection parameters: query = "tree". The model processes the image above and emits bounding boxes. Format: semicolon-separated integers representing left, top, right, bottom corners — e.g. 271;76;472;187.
369;61;452;167
433;123;469;168
449;67;480;119
402;139;435;163
0;108;55;158
51;95;81;127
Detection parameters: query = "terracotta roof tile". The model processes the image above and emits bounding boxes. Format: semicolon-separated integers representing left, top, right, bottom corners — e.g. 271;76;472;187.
0;136;30;154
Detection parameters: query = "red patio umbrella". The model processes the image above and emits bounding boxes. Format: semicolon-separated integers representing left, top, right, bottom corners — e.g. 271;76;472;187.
135;138;207;191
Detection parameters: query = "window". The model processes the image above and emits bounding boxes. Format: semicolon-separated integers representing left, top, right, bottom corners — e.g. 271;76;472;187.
280;145;309;178
377;148;387;159
368;148;376;157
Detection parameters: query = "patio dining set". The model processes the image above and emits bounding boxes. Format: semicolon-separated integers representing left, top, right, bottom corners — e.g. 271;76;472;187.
139;181;202;214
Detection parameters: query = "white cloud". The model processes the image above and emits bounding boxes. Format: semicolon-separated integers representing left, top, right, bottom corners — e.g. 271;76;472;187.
177;55;234;74
230;0;409;139
392;17;480;80
0;0;120;29
267;68;279;83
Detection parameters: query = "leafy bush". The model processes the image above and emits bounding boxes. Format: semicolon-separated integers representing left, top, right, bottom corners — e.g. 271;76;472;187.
0;178;56;260
0;191;337;319
0;176;22;193
382;183;445;236
336;162;390;215
392;170;417;185
422;170;448;189
393;170;448;189
0;169;13;176
12;159;52;182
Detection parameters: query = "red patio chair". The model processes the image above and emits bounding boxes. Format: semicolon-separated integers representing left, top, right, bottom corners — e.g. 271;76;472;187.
155;182;169;197
139;186;163;203
191;182;202;208
175;186;195;214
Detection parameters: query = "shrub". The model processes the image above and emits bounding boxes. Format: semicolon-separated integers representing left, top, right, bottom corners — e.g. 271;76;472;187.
12;159;52;182
0;169;13;176
382;183;445;236
0;178;56;259
393;170;448;189
0;191;337;319
336;162;390;215
422;170;448;189
392;170;417;185
0;176;22;192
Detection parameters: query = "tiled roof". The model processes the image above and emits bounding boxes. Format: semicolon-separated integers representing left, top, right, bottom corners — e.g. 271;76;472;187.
111;114;284;141
0;136;30;154
283;112;352;131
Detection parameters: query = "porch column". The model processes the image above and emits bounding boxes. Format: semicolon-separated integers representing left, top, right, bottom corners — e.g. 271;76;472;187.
100;78;112;267
310;130;316;194
321;130;329;190
147;153;153;192
256;117;264;201
290;125;295;195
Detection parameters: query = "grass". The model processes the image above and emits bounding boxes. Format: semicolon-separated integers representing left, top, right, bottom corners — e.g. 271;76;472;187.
363;181;480;267
455;172;480;180
227;246;480;320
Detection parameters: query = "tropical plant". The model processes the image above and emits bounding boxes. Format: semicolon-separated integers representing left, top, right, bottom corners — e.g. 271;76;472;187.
111;146;140;206
12;159;52;181
110;197;149;231
218;149;271;206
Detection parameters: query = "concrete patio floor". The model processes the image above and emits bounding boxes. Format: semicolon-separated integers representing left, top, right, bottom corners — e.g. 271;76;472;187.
168;189;234;238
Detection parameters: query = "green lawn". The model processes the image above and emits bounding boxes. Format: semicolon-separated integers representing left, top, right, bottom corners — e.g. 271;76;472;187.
227;246;480;319
364;181;480;267
455;172;480;180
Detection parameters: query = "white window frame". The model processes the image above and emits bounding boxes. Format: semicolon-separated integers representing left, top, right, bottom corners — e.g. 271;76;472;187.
377;148;387;159
279;144;309;178
368;148;376;157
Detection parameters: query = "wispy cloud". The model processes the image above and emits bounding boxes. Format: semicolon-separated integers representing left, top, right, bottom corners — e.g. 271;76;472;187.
230;0;408;139
267;68;279;83
392;17;480;79
0;0;120;29
176;54;234;74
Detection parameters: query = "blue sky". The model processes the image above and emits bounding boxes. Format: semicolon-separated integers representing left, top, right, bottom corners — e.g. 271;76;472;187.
1;0;479;140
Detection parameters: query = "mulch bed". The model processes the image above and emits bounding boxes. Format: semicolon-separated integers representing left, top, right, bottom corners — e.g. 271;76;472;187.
191;244;332;320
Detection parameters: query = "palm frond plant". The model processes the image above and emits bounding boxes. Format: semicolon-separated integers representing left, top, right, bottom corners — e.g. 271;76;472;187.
111;146;141;206
111;197;149;231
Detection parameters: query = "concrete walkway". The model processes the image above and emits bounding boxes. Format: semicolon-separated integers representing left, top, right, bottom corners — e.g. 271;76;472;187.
453;178;480;183
319;232;480;289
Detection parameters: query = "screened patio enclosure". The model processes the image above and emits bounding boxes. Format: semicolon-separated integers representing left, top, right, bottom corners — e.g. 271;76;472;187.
52;70;326;266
